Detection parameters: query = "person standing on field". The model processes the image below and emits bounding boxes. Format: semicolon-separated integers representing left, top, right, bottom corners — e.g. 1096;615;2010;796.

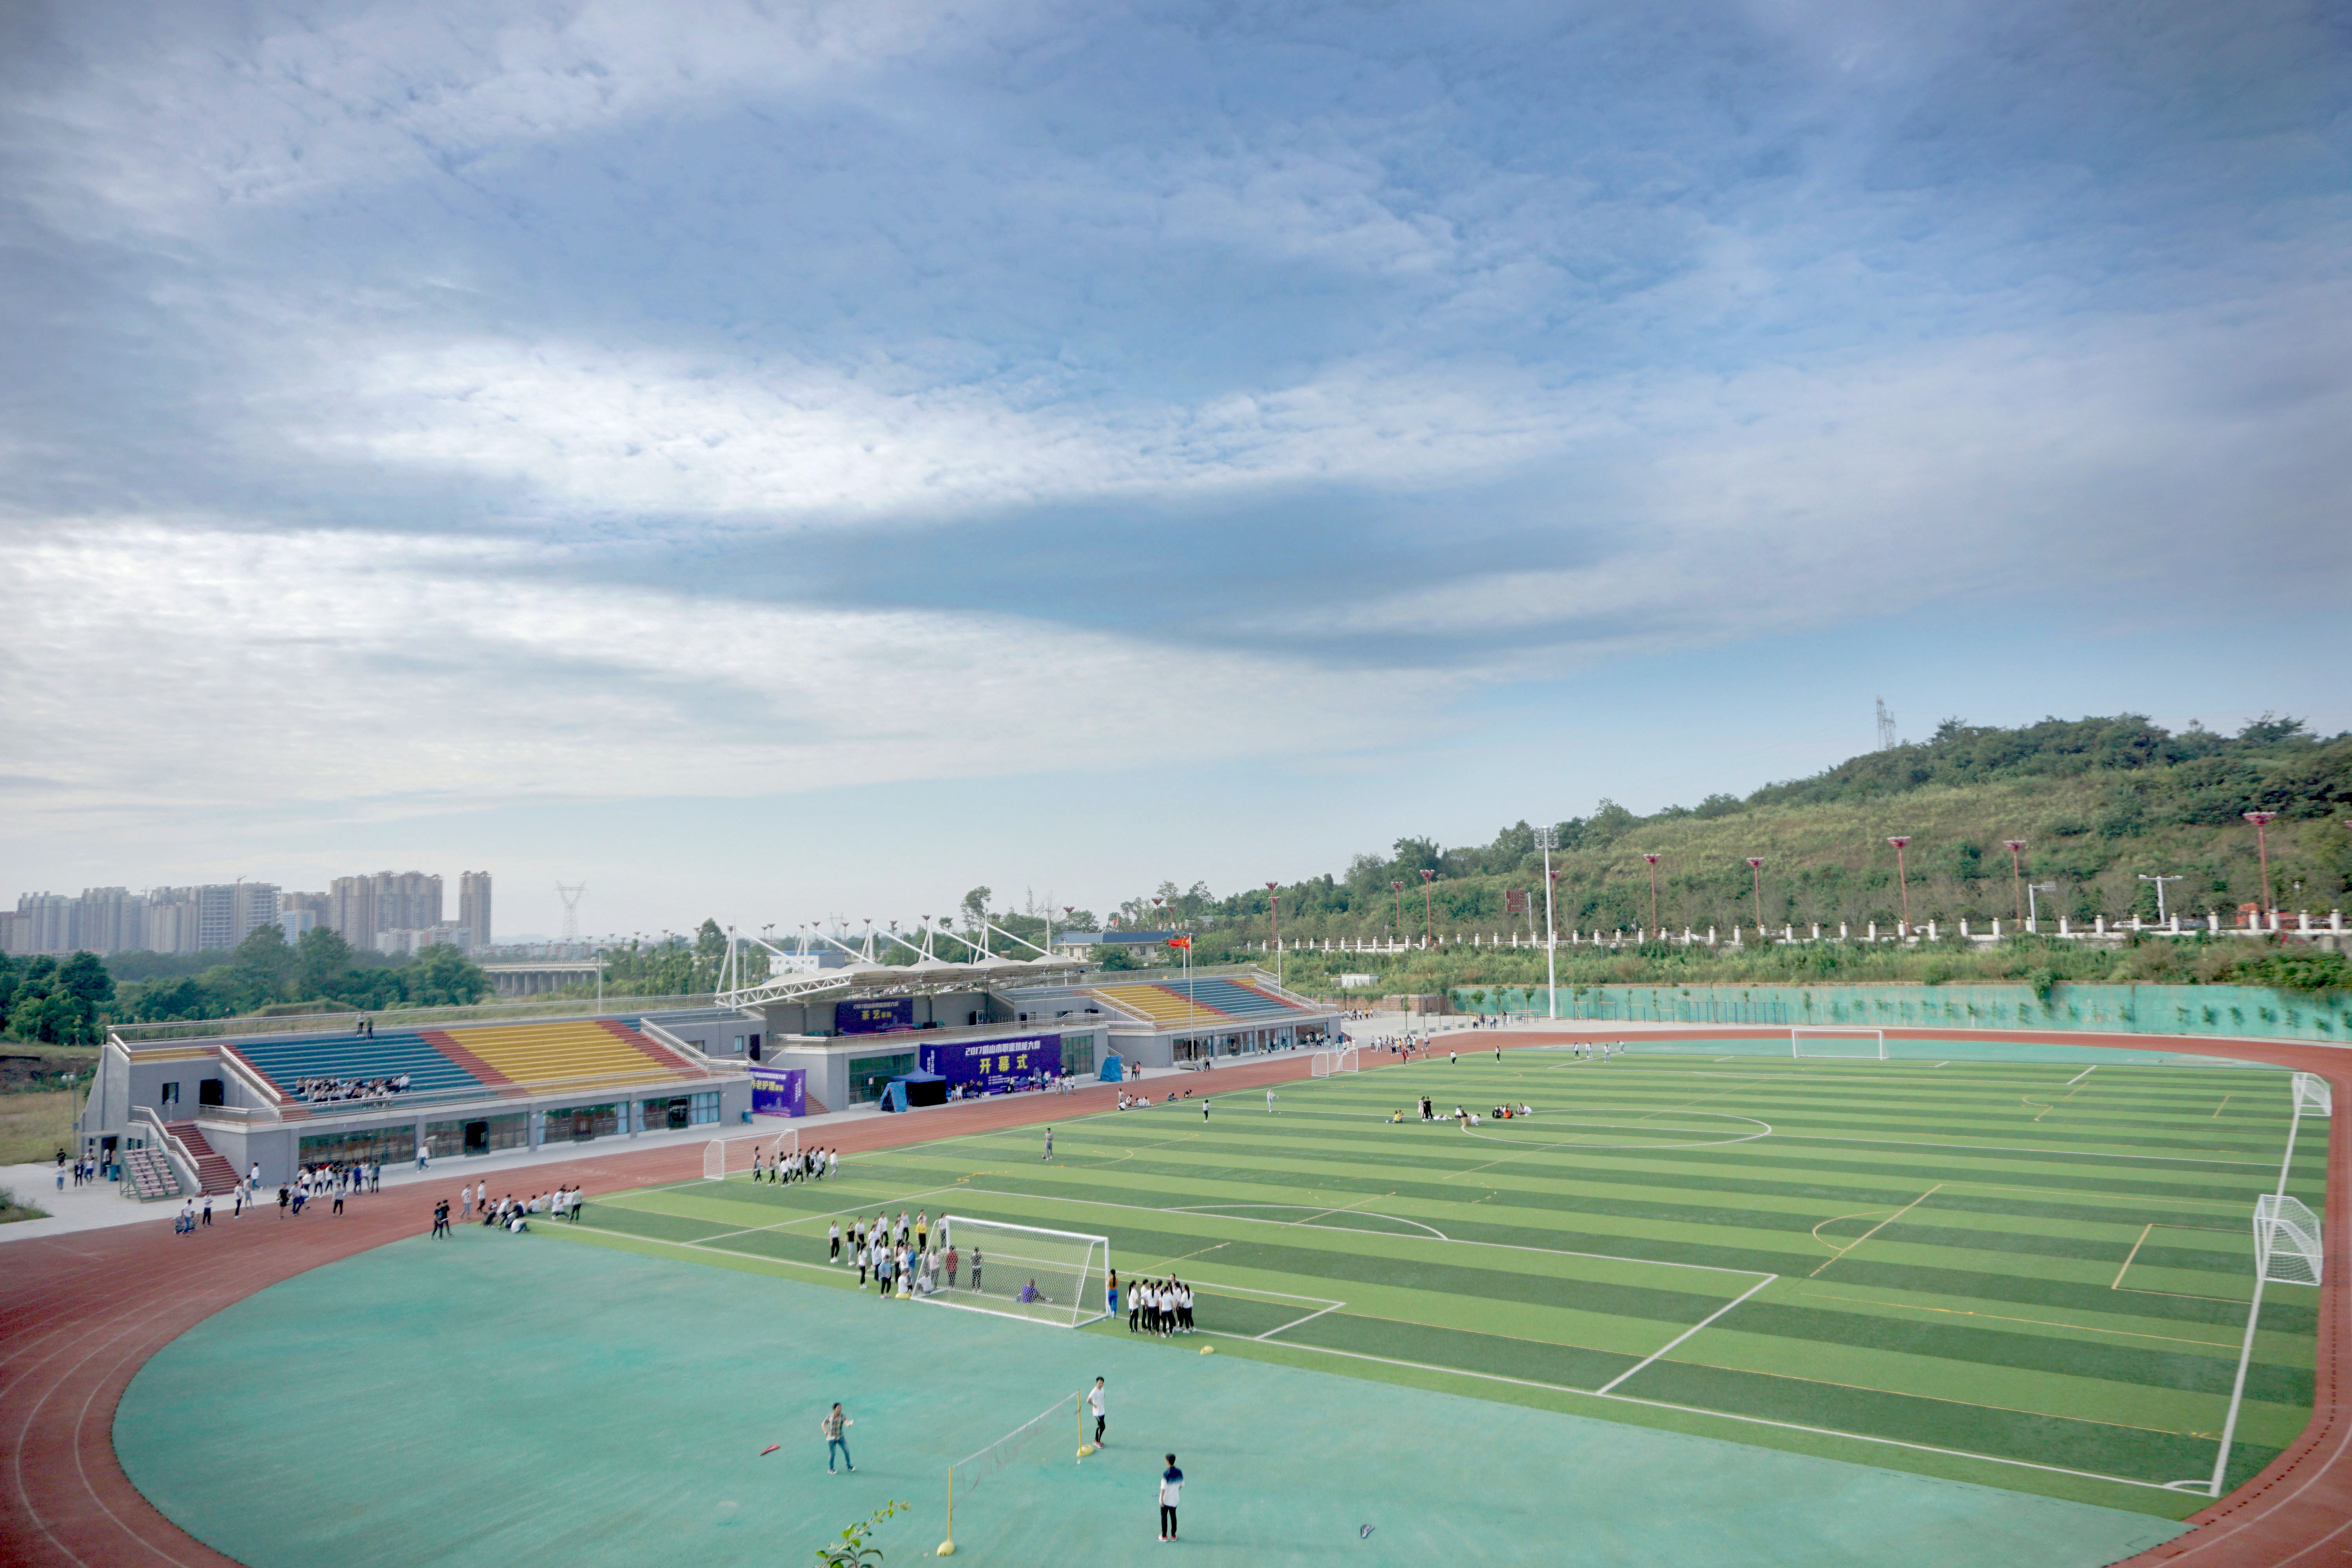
1089;1377;1107;1448
828;1221;842;1263
1158;1455;1183;1542
1266;1088;1276;1114
1043;1127;1053;1161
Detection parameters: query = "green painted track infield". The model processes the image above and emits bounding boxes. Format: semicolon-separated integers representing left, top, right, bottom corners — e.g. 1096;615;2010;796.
118;1230;2192;1568
560;1038;2322;1508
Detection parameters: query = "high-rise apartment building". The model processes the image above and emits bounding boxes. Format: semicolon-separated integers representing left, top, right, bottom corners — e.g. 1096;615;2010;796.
327;871;441;949
459;871;493;949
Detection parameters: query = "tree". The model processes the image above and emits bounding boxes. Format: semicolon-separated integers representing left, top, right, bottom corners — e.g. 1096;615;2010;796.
409;945;491;1007
296;927;355;1000
960;886;992;930
230;926;295;1002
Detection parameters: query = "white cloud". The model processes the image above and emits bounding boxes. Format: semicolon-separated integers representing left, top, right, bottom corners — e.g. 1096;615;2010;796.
0;521;1445;827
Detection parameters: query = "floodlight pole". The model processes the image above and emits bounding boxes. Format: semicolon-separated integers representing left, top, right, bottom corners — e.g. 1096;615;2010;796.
1419;868;1436;945
1885;837;1913;933
2244;811;2278;924
2138;873;2182;924
1642;854;1661;936
1266;883;1281;988
1746;858;1766;936
2002;840;2027;924
1534;826;1560;1019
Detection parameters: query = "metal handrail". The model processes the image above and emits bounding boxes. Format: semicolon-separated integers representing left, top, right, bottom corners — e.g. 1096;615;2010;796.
109;993;722;1045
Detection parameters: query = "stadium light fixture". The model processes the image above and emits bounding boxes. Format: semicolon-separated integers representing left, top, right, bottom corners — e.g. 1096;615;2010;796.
1419;868;1437;944
2001;841;2027;924
2243;811;2279;919
1886;837;1913;932
1641;854;1661;936
1532;826;1560;1018
1745;857;1765;935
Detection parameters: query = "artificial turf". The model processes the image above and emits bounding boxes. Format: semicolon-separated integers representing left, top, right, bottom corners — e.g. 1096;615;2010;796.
560;1036;2325;1516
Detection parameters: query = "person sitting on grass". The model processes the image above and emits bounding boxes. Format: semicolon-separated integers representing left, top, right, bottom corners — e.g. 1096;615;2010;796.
1019;1279;1043;1304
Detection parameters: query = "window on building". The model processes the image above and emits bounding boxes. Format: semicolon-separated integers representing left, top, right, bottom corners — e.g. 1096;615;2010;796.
689;1091;720;1125
1061;1035;1096;1076
848;1053;915;1102
160;1082;180;1104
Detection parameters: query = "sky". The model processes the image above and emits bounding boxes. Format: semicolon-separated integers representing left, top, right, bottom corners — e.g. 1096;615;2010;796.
2;0;2347;942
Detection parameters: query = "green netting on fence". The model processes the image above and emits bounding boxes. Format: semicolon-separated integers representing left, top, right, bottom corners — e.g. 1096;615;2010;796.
1450;982;2352;1043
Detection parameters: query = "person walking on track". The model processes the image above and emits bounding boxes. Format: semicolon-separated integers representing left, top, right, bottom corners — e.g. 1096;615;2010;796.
822;1403;854;1473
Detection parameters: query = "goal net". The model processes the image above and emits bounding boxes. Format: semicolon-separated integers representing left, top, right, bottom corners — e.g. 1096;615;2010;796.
1310;1050;1336;1078
1334;1047;1360;1073
2254;1193;2323;1287
701;1129;797;1182
2293;1073;2334;1118
944;1392;1082;1552
930;1216;1110;1328
1791;1027;1886;1060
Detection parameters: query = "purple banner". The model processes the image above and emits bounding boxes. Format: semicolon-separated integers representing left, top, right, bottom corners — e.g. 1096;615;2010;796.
920;1034;1061;1094
836;998;915;1035
750;1066;806;1118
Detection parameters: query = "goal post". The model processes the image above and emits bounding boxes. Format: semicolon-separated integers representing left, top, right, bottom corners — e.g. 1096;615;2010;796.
1310;1050;1336;1078
2255;1194;2323;1287
942;1390;1085;1555
1334;1046;1360;1073
2293;1073;2333;1118
1791;1027;1887;1060
929;1216;1111;1328
701;1129;797;1182
702;1138;725;1181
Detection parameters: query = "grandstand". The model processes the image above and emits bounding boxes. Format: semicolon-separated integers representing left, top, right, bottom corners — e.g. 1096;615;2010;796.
78;1012;750;1193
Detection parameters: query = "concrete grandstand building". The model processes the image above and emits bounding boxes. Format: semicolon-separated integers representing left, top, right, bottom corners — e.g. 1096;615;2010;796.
77;1012;754;1193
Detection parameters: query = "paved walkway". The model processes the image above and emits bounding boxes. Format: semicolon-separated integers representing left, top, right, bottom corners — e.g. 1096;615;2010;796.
1;1029;2343;1568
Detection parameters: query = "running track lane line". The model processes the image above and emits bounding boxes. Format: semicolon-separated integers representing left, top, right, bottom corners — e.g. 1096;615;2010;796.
1;1034;2345;1566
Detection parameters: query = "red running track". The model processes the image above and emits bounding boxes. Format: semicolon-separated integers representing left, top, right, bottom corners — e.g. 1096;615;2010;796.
2;1033;2345;1568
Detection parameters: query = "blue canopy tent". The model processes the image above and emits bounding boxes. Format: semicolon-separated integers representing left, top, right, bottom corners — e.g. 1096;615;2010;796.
881;1071;948;1112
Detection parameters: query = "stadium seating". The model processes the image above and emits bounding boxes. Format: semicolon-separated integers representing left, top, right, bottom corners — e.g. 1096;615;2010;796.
439;1018;700;1089
230;1029;489;1102
122;1145;180;1201
1175;978;1303;1018
1089;979;1307;1025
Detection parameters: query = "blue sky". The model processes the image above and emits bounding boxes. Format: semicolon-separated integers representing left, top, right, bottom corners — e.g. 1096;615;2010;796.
2;0;2347;939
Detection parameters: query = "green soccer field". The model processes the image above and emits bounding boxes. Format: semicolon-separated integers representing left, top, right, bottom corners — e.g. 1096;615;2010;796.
562;1036;2325;1515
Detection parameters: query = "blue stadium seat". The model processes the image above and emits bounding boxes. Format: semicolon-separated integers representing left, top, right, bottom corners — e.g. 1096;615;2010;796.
230;1030;486;1100
1163;978;1299;1019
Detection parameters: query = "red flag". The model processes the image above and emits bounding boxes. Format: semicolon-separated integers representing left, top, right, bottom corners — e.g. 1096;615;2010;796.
1166;936;1192;950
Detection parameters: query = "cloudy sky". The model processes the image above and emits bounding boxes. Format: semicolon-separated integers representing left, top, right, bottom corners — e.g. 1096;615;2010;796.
3;0;2346;938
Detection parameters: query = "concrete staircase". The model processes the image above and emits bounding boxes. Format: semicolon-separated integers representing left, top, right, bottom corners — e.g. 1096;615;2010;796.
166;1121;240;1195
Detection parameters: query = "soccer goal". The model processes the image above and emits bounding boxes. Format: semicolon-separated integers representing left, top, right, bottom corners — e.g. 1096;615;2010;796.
2293;1072;2334;1118
930;1216;1110;1328
1334;1046;1360;1073
1310;1050;1337;1078
1791;1027;1887;1060
941;1391;1084;1556
2254;1193;2323;1287
702;1138;726;1181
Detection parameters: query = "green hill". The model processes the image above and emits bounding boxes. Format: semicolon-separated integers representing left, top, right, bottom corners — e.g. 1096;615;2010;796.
1114;713;2352;996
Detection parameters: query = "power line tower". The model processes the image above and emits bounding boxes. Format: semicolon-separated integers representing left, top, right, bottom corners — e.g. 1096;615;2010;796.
1875;697;1898;751
555;883;586;946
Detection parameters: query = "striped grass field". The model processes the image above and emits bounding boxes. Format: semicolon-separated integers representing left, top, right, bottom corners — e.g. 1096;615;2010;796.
555;1038;2325;1519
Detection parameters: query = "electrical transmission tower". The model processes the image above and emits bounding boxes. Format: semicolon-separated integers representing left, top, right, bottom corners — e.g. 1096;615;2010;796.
1875;697;1898;751
555;883;586;946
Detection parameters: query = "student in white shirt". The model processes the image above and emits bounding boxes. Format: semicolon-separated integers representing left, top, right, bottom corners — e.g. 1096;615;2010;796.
1158;1455;1184;1541
1088;1377;1107;1446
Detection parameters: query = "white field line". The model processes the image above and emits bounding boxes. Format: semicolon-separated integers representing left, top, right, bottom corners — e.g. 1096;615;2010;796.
2210;1093;2309;1497
604;1180;967;1245
1810;1182;1945;1279
1223;1336;2181;1494
1782;1133;2279;1169
948;1182;1777;1280
1594;1273;1777;1395
1256;1300;1348;1341
2067;1065;2099;1086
